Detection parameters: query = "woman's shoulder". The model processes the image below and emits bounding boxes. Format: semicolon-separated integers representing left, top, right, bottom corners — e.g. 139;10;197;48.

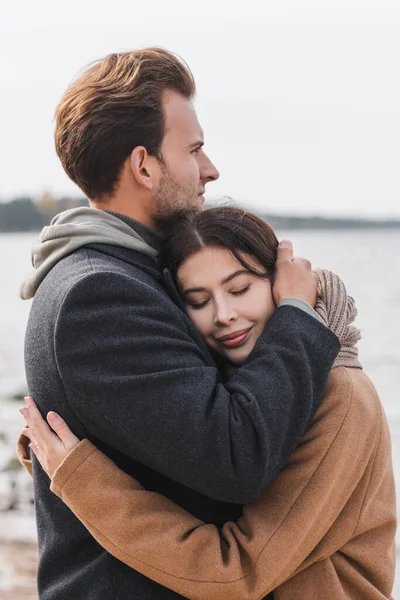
324;367;384;437
294;367;387;485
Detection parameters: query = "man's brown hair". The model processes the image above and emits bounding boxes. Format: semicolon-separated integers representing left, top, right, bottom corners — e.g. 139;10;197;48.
55;48;196;200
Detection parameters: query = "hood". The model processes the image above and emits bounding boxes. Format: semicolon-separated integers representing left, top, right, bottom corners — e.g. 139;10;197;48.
20;207;158;300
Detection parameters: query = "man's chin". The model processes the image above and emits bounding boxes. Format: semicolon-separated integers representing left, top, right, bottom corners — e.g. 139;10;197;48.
153;205;203;235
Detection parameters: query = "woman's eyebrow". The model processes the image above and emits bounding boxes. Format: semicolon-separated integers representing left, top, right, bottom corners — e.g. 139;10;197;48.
182;286;206;295
182;270;249;295
221;269;249;285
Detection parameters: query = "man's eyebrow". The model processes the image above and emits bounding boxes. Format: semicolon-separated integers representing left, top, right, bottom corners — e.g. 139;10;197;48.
188;140;204;150
182;270;249;295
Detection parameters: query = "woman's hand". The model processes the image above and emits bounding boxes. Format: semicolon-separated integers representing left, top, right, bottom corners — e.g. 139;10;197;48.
19;397;80;479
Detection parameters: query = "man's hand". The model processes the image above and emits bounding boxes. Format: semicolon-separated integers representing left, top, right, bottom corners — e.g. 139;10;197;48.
273;240;318;308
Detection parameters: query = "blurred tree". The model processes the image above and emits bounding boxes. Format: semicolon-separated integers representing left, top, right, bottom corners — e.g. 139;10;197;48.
0;197;399;233
37;191;58;225
0;197;43;232
58;196;89;212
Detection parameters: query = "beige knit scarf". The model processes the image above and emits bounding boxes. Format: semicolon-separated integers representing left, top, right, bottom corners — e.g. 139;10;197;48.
315;269;362;369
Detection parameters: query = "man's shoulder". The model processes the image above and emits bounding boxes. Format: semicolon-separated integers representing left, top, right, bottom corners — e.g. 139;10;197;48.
28;245;185;336
60;244;159;280
38;244;165;302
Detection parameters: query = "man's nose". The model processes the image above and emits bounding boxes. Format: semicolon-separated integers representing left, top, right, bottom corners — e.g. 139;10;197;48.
201;154;220;183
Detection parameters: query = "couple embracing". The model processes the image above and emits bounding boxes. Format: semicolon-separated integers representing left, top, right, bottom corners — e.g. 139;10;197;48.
18;48;396;599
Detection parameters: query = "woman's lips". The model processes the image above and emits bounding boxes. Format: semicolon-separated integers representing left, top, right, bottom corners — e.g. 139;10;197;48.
216;327;253;348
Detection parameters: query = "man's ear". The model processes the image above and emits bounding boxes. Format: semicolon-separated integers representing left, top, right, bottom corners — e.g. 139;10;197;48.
129;146;158;190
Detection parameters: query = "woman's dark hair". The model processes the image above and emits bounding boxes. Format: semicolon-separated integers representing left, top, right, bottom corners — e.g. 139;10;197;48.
161;206;279;285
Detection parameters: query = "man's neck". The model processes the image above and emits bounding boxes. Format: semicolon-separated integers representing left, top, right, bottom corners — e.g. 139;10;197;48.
105;211;163;252
90;192;156;231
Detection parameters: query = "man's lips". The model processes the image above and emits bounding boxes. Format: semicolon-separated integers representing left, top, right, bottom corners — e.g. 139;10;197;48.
216;327;253;347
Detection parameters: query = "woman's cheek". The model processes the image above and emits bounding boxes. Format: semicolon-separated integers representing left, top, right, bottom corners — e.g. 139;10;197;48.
186;308;209;339
262;296;276;327
248;285;275;328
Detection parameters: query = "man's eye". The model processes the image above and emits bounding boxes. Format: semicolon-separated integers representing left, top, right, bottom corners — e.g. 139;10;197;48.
188;299;209;310
230;286;250;297
191;146;201;154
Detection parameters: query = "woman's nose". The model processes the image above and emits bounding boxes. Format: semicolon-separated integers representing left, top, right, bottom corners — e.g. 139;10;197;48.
214;302;237;325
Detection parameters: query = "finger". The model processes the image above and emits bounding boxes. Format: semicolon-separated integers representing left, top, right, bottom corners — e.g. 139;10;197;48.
22;427;40;450
21;427;32;440
292;257;312;270
24;397;60;448
47;412;80;451
28;441;45;466
29;442;38;455
19;407;29;420
276;240;293;263
23;406;46;447
28;442;50;478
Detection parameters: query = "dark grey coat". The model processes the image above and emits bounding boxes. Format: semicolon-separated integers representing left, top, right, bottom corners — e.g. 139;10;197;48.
25;243;339;599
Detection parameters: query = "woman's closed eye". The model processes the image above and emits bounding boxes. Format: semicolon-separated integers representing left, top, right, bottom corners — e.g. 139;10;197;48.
187;299;210;310
230;285;251;297
187;286;251;310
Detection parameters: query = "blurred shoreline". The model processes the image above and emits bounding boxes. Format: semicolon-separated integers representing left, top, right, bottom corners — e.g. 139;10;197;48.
1;194;400;235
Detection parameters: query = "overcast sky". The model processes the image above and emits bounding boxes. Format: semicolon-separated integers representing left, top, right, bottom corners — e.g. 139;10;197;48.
1;0;399;217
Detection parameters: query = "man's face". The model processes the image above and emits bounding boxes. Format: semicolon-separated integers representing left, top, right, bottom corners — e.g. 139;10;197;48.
151;91;219;218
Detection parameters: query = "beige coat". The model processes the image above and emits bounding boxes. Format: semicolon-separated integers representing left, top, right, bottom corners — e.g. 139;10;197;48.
18;367;397;599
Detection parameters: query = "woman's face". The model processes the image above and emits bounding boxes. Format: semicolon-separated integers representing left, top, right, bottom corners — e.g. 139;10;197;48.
177;246;276;365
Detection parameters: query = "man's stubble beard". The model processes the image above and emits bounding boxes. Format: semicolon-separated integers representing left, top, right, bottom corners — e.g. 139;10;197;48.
151;164;202;221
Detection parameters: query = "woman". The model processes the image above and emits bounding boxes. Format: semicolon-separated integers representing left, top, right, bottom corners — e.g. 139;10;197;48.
19;207;396;599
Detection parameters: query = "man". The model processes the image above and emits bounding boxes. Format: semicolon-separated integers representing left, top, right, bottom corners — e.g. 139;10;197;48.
23;48;339;599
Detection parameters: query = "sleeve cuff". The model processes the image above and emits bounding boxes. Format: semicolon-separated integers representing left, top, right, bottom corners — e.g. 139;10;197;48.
278;298;324;325
50;439;96;498
16;431;33;477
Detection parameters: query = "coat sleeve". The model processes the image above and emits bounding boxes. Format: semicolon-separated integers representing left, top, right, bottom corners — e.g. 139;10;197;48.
48;368;390;600
48;270;339;504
